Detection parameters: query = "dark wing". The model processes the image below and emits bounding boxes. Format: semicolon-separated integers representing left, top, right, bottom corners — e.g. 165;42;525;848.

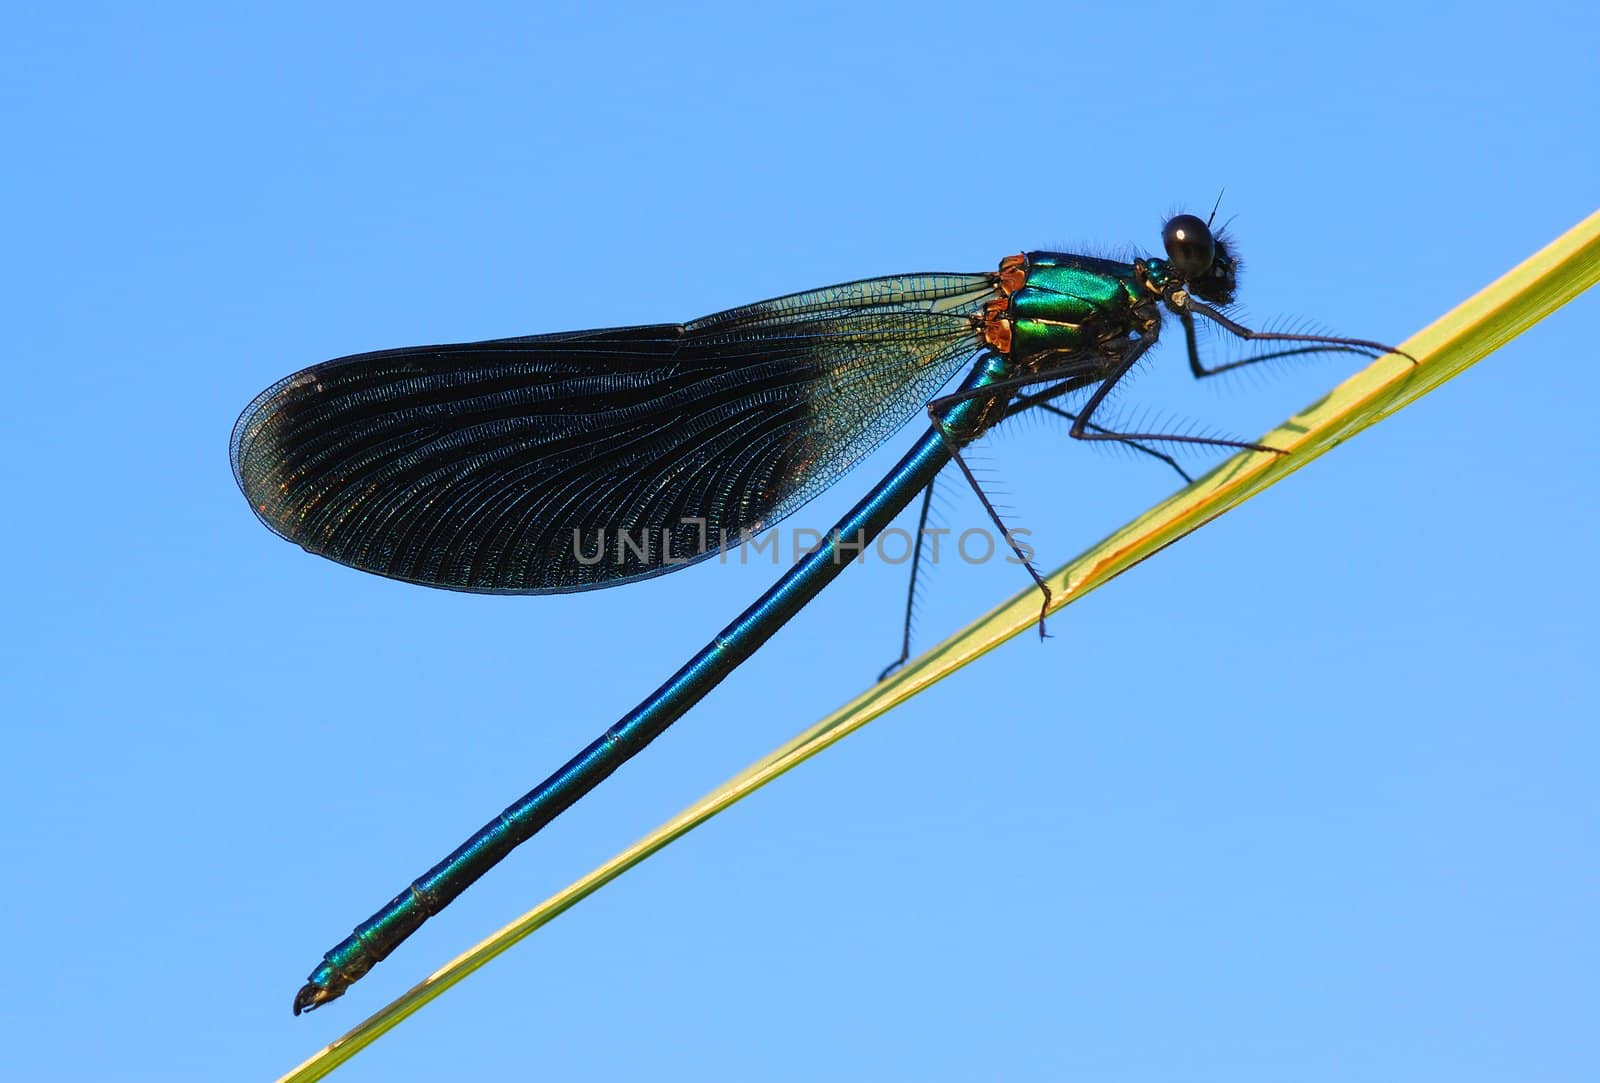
231;273;994;592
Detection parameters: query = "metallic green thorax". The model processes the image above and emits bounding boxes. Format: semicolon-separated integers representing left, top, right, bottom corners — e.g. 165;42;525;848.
1007;253;1152;359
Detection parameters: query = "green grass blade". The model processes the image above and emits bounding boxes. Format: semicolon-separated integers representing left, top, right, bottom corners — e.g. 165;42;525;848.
276;207;1600;1082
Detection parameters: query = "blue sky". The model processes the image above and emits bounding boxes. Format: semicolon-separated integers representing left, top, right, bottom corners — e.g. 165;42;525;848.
5;3;1597;1080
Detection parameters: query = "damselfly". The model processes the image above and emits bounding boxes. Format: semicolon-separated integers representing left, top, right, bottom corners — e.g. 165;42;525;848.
231;213;1404;1013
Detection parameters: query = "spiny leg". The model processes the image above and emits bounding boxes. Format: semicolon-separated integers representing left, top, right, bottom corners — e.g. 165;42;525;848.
945;435;1053;639
1179;309;1382;380
1034;402;1194;482
920;342;1181;636
920;328;1307;637
931;335;1287;459
904;308;1407;643
1061;306;1408;449
924;401;1054;641
1180;297;1416;371
882;382;1196;671
1007;384;1194;485
878;479;937;682
1064;335;1290;455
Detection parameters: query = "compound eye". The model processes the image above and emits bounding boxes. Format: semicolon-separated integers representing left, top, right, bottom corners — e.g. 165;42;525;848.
1162;214;1215;279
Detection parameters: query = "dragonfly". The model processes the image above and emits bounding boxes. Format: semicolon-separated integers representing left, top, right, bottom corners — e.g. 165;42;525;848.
231;212;1405;1014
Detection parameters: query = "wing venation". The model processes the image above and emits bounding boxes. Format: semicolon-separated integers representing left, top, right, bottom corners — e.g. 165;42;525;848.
231;274;994;592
